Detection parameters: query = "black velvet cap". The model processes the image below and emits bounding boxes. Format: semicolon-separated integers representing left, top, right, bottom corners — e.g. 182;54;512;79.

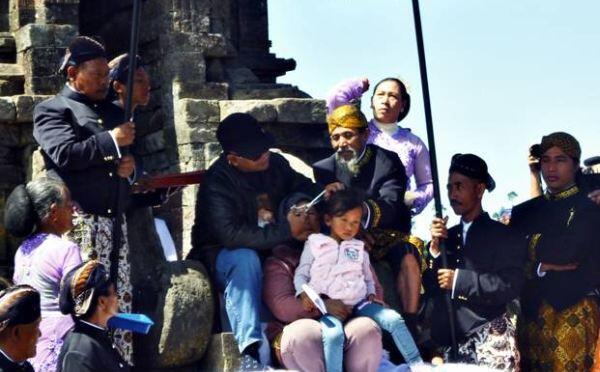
450;153;496;191
0;285;40;331
59;36;106;74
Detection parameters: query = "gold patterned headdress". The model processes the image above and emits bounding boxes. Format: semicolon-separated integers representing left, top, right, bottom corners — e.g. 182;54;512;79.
326;104;368;134
540;132;581;160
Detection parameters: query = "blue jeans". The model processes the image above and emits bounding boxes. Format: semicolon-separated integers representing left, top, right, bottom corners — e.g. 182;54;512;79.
215;248;263;353
321;302;422;372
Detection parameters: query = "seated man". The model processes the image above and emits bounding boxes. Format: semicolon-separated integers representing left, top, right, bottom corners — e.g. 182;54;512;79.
428;154;524;370
312;104;422;332
0;285;41;372
188;113;321;370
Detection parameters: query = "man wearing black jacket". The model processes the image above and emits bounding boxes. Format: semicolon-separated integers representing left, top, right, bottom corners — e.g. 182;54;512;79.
190;113;320;370
427;153;524;370
312;104;422;331
33;36;158;363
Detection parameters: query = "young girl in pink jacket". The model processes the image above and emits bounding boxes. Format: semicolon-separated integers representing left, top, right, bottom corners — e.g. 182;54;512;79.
294;188;423;372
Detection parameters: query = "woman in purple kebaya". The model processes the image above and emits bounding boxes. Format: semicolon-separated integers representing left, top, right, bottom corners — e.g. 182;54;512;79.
4;178;82;372
327;77;433;215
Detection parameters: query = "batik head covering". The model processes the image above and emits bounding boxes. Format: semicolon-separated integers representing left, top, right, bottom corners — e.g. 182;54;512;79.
449;153;496;191
59;260;111;317
0;285;40;333
108;54;145;84
540;132;581;161
326;104;368;134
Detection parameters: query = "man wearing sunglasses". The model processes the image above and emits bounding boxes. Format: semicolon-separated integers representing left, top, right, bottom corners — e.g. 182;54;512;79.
189;113;321;370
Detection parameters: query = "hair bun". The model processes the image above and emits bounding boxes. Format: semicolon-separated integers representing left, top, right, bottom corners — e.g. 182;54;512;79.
4;185;37;238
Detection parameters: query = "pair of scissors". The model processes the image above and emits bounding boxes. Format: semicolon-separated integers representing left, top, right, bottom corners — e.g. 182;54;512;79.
290;189;326;213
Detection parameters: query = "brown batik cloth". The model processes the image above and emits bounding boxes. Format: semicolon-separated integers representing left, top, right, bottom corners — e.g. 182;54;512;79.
520;298;599;372
69;210;134;365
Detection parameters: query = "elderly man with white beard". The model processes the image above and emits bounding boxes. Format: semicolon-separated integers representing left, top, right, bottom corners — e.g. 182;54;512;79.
312;104;422;338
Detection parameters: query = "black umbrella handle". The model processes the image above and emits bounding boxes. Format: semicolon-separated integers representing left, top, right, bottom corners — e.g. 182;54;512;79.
410;0;459;360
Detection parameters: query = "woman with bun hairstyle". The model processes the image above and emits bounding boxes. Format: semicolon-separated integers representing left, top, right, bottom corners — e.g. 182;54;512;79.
4;178;82;372
57;260;128;372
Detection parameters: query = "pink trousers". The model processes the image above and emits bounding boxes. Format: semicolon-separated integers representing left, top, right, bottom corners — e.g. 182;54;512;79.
279;317;383;372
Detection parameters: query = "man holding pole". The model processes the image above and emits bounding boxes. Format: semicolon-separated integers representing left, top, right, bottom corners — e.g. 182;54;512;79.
427;153;524;369
33;36;139;363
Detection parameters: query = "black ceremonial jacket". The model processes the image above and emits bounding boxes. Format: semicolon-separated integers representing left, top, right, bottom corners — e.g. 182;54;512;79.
57;320;130;372
425;212;525;346
0;349;33;372
33;86;132;217
312;144;411;233
510;186;600;318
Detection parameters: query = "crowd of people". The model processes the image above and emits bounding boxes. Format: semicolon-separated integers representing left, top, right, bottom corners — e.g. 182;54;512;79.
1;34;600;372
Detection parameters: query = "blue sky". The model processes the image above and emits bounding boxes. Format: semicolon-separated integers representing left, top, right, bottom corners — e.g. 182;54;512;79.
269;0;600;237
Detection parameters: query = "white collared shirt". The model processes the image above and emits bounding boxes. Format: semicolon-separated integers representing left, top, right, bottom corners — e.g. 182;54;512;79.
79;319;107;331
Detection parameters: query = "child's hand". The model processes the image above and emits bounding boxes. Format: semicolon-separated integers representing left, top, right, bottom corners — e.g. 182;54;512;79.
367;294;385;306
300;292;315;312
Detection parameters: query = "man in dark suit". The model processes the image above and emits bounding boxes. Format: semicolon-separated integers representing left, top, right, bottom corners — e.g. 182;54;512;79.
428;153;524;369
0;285;40;372
32;36;139;363
312;104;422;332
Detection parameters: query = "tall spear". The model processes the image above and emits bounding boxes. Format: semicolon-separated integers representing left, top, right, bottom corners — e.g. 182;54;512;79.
410;0;458;359
110;0;143;285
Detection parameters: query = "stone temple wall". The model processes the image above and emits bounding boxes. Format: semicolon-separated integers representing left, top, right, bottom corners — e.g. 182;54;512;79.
0;0;333;271
0;1;331;369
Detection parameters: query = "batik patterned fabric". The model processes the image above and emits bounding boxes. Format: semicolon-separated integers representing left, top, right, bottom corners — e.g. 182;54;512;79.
520;298;599;372
68;211;133;365
591;330;600;372
442;312;520;371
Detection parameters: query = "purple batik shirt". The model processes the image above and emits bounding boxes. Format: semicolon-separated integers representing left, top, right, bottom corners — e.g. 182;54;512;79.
326;78;434;214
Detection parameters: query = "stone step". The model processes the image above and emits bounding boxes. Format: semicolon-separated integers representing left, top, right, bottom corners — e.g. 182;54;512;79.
0;33;16;63
0;63;24;96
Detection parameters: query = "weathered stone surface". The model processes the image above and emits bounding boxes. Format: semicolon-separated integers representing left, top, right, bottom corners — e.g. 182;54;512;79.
13;95;51;123
36;3;79;25
203;142;222;167
14;24;77;52
219;100;277;122
174;99;220;145
224;66;259;85
127;207;214;369
272;98;326;124
133;257;215;368
230;85;309;100
0;33;16;63
21;47;64;76
173;82;228;100
0;79;23;96
0;63;24;79
25;76;62;95
198;333;242;372
0;98;16;122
